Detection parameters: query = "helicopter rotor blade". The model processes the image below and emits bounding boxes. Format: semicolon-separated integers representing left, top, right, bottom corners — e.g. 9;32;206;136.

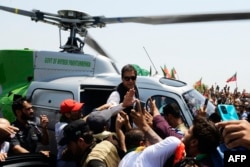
100;12;250;25
84;34;114;60
0;5;37;17
2;5;250;27
2;5;250;55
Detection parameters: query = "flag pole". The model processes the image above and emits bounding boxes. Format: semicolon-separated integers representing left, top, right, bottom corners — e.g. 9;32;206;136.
143;46;158;75
236;72;238;89
175;70;179;80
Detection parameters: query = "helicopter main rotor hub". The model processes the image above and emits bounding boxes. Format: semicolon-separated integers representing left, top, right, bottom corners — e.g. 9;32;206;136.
58;10;90;19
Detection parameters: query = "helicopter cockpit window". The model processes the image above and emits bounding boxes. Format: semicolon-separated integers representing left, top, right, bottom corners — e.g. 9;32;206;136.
111;62;120;74
183;89;215;118
146;95;188;128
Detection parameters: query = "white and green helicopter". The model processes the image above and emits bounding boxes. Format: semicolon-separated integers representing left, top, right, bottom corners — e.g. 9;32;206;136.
1;5;250;155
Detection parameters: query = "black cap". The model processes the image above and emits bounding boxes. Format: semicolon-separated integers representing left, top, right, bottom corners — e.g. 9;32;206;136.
59;119;90;145
86;110;111;134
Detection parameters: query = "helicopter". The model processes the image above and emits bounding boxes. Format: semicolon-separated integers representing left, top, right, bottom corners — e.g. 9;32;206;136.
1;5;250;156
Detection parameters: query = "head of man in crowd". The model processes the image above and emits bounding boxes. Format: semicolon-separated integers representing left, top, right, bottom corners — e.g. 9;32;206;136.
125;128;146;150
12;97;35;122
121;64;137;90
163;103;187;131
59;119;94;158
182;116;220;157
86;110;111;135
60;99;84;122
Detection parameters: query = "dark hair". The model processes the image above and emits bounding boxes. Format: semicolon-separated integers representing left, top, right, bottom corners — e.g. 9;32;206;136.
208;112;221;123
81;131;94;144
163;103;181;118
192;116;220;154
12;97;30;116
125;128;145;150
174;157;201;167
121;64;137;78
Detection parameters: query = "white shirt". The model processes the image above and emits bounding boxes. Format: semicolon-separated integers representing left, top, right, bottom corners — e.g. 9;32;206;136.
107;90;136;109
119;136;181;167
107;91;120;106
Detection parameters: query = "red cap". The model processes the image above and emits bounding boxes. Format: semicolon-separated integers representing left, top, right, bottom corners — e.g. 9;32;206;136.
60;99;84;114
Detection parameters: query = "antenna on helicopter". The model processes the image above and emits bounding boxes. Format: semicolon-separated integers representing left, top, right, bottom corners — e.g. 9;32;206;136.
143;46;158;75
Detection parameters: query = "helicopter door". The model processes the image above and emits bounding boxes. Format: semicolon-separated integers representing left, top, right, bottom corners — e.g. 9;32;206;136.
80;85;116;116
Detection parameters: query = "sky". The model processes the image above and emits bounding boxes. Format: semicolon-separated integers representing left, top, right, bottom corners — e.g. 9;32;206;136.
1;0;250;92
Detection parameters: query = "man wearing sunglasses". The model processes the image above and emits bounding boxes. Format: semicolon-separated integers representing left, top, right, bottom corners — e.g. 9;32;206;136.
107;64;140;132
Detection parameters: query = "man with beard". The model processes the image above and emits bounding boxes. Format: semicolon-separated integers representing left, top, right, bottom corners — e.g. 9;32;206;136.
9;97;49;155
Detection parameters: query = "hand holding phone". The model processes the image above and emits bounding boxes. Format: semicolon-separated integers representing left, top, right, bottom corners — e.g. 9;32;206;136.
217;104;239;121
133;99;143;113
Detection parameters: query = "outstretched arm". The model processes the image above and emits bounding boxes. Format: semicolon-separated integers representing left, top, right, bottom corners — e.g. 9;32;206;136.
130;99;162;144
150;98;183;139
115;112;127;152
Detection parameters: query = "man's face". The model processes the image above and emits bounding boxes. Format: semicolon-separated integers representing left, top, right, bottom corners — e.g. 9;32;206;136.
122;70;136;90
21;101;35;121
70;111;82;121
67;138;85;157
68;140;80;155
163;114;173;127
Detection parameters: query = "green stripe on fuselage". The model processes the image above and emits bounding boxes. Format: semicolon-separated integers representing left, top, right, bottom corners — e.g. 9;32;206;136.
0;50;34;122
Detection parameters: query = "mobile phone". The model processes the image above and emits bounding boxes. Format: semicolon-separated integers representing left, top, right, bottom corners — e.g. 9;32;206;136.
217;104;239;121
203;98;209;110
133;100;145;111
204;98;209;106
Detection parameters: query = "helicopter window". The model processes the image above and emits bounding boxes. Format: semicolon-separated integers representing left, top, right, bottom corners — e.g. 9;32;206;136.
30;89;74;109
146;95;188;128
159;78;187;87
183;89;215;118
111;62;120;74
29;89;74;130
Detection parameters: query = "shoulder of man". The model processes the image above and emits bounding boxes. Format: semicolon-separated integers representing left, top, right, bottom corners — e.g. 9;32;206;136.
94;140;118;152
85;140;120;167
106;91;120;105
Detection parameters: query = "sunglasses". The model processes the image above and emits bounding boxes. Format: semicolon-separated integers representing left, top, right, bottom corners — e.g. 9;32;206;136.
123;76;136;81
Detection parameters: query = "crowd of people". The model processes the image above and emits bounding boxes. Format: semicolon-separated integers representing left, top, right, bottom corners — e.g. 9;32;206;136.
1;64;250;167
201;83;250;122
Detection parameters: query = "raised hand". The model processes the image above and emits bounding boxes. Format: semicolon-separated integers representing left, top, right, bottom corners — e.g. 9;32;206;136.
130;99;147;130
40;115;49;129
122;88;136;108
